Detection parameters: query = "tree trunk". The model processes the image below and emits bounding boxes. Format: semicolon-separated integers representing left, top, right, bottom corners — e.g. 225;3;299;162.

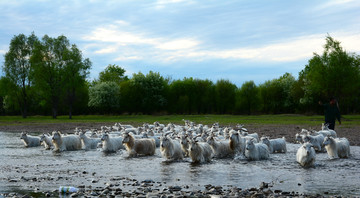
52;97;58;119
69;105;72;119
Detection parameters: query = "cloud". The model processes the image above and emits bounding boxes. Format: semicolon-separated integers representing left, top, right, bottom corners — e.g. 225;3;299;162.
156;39;199;50
83;23;360;66
154;0;191;9
94;46;117;54
83;27;156;45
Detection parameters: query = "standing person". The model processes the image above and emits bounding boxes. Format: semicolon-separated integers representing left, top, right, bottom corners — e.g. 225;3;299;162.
318;97;341;130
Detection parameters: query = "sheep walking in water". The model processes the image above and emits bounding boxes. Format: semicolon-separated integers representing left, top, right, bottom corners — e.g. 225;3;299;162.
295;133;305;144
160;134;183;161
260;136;287;153
122;132;156;157
52;131;82;152
188;139;213;163
79;130;101;150
229;131;246;155
20;132;41;147
296;142;316;168
101;133;124;153
323;136;350;159
303;134;325;152
244;139;270;161
206;135;234;158
179;135;190;157
40;133;53;150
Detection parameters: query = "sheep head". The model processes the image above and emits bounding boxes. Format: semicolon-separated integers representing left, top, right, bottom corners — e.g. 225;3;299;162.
20;132;27;139
101;133;109;141
245;139;255;151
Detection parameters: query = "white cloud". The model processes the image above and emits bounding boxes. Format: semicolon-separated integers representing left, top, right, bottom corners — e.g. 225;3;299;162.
94;46;117;54
83;23;360;65
83;27;156;45
154;0;190;9
317;0;358;9
156;39;199;50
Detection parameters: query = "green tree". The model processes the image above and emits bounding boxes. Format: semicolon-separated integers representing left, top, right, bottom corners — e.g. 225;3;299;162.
236;80;259;115
0;76;19;114
3;33;38;118
129;71;168;114
88;81;120;113
31;35;91;118
99;64;128;84
215;79;237;114
62;45;91;119
300;35;360;113
259;73;296;114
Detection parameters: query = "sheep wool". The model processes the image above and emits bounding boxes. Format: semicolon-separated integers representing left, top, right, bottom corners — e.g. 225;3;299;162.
101;133;124;153
189;140;213;163
206;136;234;158
296;142;316;168
40;133;53;150
323;136;350;159
122;132;156;157
160;136;183;160
244;139;270;161
20;132;41;147
52;131;82;152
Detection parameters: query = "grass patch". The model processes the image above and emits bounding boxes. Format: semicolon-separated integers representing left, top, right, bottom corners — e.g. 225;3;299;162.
1;114;359;127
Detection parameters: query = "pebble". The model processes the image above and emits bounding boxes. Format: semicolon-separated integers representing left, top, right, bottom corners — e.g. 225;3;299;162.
3;177;329;198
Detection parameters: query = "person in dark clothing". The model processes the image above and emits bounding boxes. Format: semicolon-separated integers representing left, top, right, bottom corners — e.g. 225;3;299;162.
319;97;341;130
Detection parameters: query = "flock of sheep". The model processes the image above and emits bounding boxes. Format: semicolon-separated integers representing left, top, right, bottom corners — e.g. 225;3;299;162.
19;120;351;168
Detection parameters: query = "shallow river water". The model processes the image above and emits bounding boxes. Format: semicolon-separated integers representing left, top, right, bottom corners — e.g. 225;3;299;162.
0;131;360;197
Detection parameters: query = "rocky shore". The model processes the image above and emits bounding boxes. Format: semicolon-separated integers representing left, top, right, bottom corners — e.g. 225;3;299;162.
1;177;328;198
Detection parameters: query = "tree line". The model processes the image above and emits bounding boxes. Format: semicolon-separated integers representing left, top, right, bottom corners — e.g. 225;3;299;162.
1;33;360;118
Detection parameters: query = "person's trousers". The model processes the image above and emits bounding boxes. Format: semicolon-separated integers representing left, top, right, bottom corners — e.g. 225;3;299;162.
325;121;335;130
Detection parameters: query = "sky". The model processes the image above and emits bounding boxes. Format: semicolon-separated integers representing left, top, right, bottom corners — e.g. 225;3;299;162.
1;0;360;86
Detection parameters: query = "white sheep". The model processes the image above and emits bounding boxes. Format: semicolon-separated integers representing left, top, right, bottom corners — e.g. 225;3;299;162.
52;131;82;152
229;131;246;155
20;132;41;147
160;135;183;161
316;129;337;138
260;136;287;153
206;135;234;158
79;130;101;150
295;133;305;144
240;131;259;142
323;136;350;159
39;133;53;150
141;133;161;148
100;133;124;153
179;135;190;157
122;132;156;157
244;139;270;161
303;134;324;152
320;123;337;137
296;142;316;168
188;139;213;163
